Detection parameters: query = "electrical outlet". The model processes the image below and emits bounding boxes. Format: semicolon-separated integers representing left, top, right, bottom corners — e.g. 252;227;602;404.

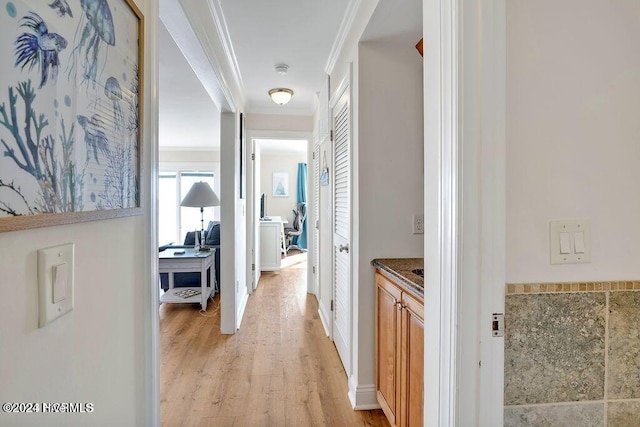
412;214;424;234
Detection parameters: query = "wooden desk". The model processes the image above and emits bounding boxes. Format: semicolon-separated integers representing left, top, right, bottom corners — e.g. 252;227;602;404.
159;248;215;310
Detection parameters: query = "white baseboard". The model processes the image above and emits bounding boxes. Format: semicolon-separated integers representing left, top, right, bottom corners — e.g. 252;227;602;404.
236;289;249;330
318;306;332;338
348;376;381;410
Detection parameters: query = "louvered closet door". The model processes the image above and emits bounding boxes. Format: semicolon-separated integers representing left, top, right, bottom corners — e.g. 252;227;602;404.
332;85;351;373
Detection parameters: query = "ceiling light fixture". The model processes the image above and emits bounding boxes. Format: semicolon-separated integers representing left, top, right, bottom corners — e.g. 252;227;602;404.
269;88;294;105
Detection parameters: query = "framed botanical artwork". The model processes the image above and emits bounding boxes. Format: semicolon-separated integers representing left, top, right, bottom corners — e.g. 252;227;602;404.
0;0;144;233
272;172;289;197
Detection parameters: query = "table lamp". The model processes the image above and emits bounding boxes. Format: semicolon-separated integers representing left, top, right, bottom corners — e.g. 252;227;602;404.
180;182;220;249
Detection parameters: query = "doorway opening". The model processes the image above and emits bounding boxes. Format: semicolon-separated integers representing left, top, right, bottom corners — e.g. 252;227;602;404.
249;138;311;292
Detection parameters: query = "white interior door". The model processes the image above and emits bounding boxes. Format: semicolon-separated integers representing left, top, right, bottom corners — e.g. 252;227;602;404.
331;82;351;374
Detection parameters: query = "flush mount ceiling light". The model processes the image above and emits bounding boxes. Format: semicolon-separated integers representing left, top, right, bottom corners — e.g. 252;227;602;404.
269;88;294;105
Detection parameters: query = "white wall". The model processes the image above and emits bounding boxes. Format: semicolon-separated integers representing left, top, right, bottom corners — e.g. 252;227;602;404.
356;40;424;402
159;149;222;220
506;0;640;283
0;0;157;424
245;113;313;133
159;149;220;163
220;112;247;334
325;0;378;408
259;152;308;223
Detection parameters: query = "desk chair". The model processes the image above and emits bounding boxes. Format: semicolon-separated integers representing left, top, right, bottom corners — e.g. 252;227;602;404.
284;203;307;254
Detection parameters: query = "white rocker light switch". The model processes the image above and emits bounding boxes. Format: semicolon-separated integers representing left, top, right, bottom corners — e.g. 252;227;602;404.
38;244;74;327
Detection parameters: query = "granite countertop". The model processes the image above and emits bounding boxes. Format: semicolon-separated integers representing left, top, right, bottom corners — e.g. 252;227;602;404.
371;258;424;298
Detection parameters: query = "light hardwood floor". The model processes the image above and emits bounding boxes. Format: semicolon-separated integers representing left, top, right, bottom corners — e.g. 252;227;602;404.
160;254;389;426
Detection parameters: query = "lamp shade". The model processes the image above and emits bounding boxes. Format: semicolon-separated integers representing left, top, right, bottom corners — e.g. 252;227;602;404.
180;182;220;208
269;88;294;105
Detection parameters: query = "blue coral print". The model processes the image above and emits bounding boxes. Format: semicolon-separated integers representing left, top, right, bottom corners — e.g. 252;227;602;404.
0;0;140;218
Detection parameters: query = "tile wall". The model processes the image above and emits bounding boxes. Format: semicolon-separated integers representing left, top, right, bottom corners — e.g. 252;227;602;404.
504;283;640;427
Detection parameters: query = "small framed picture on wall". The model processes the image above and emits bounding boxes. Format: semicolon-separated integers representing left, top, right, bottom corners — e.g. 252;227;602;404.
272;172;289;197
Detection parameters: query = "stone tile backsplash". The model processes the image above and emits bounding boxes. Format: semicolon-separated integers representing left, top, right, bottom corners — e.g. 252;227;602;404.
504;284;640;427
608;292;640;400
504;403;604;427
607;401;640;427
505;293;606;405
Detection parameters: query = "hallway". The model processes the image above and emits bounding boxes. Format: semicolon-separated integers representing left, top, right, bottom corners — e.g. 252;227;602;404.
159;257;389;426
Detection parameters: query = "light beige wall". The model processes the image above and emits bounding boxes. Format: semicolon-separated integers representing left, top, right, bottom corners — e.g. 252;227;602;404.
245;113;313;132
159;149;222;220
506;0;640;283
357;39;424;399
259;152;308;223
159;149;220;163
505;2;640;424
0;0;156;424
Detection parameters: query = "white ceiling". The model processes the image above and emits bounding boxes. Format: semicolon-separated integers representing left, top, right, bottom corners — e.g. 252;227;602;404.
158;22;221;150
158;0;422;150
219;0;348;116
362;0;422;44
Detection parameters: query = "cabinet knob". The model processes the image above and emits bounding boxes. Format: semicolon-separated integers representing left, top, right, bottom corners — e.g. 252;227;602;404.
397;301;403;311
339;244;349;253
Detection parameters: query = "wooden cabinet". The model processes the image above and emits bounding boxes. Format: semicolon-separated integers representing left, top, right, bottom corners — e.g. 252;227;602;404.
375;270;424;427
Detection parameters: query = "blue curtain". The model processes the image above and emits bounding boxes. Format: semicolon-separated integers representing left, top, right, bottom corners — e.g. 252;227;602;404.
293;163;308;249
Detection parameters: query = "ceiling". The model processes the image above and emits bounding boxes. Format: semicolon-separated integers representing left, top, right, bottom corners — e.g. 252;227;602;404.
220;0;349;116
158;0;422;150
159;22;221;150
362;0;422;44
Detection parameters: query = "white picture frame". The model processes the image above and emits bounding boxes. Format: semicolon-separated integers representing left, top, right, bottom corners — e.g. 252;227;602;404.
272;172;289;197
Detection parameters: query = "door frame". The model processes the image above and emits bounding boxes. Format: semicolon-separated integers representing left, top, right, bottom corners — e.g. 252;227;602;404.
423;0;506;425
316;134;334;340
246;130;313;291
329;72;353;377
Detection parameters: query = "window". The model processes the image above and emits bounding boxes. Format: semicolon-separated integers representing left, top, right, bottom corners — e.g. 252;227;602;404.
158;171;216;245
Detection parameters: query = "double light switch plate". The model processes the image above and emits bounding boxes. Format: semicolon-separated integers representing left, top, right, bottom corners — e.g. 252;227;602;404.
550;220;591;265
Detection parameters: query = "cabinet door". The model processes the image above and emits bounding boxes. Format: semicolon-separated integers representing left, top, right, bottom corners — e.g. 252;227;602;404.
259;223;280;270
375;273;402;425
401;291;424;427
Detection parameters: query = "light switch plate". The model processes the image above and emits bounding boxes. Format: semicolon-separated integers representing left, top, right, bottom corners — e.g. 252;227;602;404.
550;220;591;265
412;214;424;234
38;244;74;327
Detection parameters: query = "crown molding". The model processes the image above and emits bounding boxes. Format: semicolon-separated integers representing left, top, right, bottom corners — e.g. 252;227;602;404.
206;0;245;103
324;0;363;75
162;0;245;113
324;0;379;76
160;0;229;112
